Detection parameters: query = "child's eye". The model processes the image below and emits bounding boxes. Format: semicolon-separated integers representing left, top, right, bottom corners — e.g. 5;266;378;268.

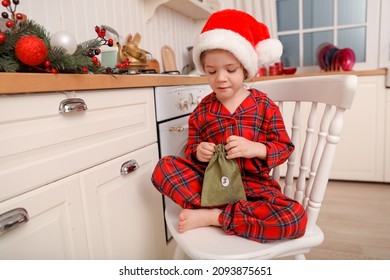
207;70;216;75
227;68;237;73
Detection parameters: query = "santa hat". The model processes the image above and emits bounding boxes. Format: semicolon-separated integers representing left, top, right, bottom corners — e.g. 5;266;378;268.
192;9;283;79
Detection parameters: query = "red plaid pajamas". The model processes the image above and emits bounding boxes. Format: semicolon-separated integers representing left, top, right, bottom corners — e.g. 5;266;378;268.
152;89;307;243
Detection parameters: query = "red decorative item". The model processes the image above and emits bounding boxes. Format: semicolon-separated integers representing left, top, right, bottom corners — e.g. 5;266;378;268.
0;32;5;43
257;66;267;76
316;43;355;71
283;67;297;75
269;65;279;76
15;35;48;66
1;1;10;8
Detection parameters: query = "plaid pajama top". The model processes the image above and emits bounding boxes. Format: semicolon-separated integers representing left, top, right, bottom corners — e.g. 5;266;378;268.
151;88;307;242
186;88;294;193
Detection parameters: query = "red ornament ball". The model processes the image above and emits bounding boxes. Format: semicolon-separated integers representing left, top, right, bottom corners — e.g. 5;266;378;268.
15;35;48;66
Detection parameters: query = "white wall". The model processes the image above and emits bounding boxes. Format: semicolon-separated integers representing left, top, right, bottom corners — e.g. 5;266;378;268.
11;0;390;72
17;0;197;72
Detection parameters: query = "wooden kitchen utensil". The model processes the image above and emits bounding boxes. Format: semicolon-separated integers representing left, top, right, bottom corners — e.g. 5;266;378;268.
147;58;160;73
161;45;178;72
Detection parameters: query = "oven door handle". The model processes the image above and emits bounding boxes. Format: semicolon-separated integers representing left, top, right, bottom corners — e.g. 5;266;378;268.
169;124;188;132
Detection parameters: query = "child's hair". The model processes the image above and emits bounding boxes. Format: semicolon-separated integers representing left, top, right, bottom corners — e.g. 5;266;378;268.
200;49;249;80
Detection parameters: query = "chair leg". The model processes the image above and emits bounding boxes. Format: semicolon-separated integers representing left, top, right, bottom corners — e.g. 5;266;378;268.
173;245;186;260
294;254;306;260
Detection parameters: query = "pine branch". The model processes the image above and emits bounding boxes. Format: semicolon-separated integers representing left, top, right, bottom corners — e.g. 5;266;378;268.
0;19;114;73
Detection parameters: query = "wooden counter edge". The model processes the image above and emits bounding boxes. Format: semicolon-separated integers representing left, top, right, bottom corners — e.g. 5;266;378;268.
0;68;387;95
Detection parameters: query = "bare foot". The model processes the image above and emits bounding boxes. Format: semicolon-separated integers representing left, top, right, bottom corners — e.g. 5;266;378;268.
178;208;222;233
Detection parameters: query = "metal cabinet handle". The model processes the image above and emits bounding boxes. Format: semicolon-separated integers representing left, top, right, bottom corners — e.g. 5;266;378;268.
169;124;188;132
120;159;139;175
0;208;29;235
59;98;88;113
169;126;185;132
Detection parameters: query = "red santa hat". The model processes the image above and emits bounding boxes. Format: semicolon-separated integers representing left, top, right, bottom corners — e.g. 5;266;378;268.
192;9;283;79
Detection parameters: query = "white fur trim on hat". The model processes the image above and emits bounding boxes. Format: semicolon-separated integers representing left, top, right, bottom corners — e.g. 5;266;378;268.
193;28;259;78
256;38;283;67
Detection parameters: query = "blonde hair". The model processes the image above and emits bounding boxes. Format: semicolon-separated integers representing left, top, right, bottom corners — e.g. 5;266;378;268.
200;49;249;80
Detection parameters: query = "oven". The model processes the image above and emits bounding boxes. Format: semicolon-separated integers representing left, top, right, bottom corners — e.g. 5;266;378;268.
154;84;212;241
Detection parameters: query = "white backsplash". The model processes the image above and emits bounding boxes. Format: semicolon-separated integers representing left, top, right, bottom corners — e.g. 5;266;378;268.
15;0;269;72
17;0;200;72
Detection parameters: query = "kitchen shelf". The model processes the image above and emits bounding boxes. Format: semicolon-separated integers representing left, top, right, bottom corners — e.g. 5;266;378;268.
144;0;215;21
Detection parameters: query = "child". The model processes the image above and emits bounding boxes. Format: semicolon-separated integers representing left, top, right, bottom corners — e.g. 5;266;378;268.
151;9;307;243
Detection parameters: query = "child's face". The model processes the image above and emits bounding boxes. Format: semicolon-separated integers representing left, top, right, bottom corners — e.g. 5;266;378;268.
202;49;246;100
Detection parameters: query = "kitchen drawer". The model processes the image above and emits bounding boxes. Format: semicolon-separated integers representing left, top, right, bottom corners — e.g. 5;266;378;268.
0;88;157;202
0;174;88;259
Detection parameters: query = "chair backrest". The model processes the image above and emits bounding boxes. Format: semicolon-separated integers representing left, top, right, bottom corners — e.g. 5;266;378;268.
247;75;357;232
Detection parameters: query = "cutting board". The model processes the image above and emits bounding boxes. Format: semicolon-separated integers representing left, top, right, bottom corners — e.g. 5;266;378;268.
147;58;160;73
161;45;178;72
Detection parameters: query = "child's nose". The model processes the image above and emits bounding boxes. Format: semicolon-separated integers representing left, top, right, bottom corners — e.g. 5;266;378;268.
216;71;227;81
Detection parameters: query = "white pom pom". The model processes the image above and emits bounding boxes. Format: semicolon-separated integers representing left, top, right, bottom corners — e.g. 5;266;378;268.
256;38;283;66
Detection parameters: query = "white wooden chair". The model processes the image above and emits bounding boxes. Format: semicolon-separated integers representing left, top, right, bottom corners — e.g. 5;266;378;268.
165;74;358;260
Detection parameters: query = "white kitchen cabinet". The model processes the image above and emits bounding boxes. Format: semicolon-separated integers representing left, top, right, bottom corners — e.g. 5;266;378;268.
385;88;390;182
330;75;387;182
0;175;89;259
0;87;165;259
144;0;217;21
79;144;165;259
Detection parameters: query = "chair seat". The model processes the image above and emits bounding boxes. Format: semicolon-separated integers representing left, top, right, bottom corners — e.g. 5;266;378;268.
165;203;324;260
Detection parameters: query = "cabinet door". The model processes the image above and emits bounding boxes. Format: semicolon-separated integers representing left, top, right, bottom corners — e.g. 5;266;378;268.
0;175;88;259
79;143;165;259
385;88;390;183
330;75;386;181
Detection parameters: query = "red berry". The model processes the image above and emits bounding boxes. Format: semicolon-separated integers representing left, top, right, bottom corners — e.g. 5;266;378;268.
0;32;5;43
51;68;58;74
82;67;88;73
16;13;23;20
1;1;10;8
107;39;113;47
91;56;98;63
44;60;51;68
6;20;13;28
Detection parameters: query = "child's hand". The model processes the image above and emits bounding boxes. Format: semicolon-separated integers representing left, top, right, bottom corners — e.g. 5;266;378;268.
225;135;266;159
196;142;216;162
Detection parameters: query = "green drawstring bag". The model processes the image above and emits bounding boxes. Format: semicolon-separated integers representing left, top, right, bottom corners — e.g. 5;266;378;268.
201;144;247;207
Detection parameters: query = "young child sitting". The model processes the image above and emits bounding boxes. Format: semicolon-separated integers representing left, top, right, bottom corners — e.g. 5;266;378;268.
151;9;307;243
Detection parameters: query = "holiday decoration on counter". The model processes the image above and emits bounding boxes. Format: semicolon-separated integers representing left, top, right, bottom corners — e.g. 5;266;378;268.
50;30;77;55
0;0;124;74
316;43;356;72
15;35;47;66
117;32;152;70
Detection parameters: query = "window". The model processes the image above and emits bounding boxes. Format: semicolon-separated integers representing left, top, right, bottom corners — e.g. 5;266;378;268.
275;0;381;71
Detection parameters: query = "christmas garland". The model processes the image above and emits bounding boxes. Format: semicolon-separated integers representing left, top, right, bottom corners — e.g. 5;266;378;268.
0;0;115;74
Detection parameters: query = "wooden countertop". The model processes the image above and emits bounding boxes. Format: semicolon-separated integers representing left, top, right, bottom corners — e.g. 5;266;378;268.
0;68;386;95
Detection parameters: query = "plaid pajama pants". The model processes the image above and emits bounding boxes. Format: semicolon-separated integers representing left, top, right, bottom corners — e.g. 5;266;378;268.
152;155;307;243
